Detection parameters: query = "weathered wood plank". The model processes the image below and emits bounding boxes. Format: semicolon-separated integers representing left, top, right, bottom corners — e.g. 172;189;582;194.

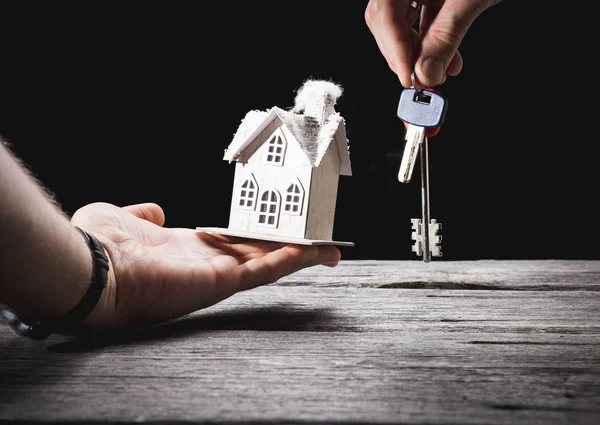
1;261;599;425
275;260;600;290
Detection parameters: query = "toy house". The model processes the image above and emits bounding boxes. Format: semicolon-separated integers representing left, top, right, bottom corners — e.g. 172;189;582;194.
197;80;353;246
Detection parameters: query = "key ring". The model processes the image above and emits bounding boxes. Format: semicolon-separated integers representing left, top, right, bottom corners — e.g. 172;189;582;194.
411;70;424;96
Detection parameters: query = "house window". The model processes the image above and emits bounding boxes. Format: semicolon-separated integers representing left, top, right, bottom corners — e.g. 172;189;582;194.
265;134;286;166
283;180;304;216
258;189;280;228
238;175;258;210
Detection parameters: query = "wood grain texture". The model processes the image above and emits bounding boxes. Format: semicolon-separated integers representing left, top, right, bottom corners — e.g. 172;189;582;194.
1;260;599;425
275;260;600;290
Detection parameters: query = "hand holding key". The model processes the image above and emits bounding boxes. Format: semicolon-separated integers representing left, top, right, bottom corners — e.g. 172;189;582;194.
397;72;447;262
365;0;503;88
397;83;447;184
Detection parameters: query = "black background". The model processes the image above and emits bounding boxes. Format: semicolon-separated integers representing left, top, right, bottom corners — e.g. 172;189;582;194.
1;1;594;261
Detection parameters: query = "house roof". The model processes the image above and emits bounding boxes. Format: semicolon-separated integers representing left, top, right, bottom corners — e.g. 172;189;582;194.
223;105;352;176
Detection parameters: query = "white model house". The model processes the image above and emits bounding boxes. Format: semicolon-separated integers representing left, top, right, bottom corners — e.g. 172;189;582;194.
198;79;353;246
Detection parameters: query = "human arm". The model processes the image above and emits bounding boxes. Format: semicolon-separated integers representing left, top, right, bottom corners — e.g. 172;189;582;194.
365;0;502;88
0;141;100;322
0;141;340;332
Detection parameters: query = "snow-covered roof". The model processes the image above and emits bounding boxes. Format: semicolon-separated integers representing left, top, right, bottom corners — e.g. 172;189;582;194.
222;80;352;176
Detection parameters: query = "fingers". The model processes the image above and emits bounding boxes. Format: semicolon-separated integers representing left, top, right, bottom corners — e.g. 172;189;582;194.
365;0;499;88
238;244;318;291
446;49;463;77
237;244;341;291
122;203;166;227
366;0;428;87
416;0;496;87
299;245;342;269
197;231;289;255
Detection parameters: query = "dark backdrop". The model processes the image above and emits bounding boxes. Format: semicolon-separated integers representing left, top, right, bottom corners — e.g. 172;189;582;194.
2;1;593;261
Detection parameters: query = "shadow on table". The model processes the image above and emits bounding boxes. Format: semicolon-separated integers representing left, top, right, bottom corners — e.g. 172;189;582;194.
0;305;340;406
0;329;86;406
47;304;344;353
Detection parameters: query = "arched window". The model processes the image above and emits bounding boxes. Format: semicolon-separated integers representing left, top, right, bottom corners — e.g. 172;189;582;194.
258;189;280;228
264;132;286;166
238;174;258;210
283;180;304;216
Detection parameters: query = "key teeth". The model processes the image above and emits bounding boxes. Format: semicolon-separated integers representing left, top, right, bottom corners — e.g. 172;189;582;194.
398;126;424;184
411;218;443;258
412;241;423;256
411;218;422;235
429;219;443;257
411;218;423;256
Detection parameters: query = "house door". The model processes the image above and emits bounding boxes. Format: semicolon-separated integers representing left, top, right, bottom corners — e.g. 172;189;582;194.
258;189;280;228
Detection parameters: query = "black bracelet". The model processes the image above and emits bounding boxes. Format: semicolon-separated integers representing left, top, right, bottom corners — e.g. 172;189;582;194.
0;227;109;340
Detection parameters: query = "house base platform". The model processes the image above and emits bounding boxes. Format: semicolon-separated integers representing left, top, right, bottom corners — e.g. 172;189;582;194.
196;227;354;247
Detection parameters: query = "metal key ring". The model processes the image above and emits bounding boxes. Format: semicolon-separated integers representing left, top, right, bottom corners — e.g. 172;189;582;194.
411;70;424;96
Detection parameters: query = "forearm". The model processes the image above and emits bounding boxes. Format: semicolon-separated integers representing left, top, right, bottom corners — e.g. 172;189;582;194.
0;140;92;318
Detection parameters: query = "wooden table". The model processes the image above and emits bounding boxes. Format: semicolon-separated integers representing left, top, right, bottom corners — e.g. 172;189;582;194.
1;260;599;424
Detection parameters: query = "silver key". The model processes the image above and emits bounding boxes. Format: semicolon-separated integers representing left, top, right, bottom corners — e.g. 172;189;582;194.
411;219;443;259
396;86;447;183
397;79;447;262
398;124;424;183
410;137;442;262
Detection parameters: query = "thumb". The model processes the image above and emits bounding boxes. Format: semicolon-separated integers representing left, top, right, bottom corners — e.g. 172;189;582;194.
416;0;496;87
122;202;166;227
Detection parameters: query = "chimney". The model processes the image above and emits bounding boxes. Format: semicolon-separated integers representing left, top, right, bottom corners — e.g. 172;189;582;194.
293;80;343;126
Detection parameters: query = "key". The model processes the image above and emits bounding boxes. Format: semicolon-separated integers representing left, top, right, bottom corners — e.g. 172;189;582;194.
411;136;442;262
397;87;448;183
397;79;448;262
398;124;424;184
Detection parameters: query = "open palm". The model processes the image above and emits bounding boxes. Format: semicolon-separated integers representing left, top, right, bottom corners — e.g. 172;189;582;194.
70;202;340;330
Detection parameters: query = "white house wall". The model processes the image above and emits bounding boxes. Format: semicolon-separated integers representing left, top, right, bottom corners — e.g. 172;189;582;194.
228;125;312;238
304;141;341;241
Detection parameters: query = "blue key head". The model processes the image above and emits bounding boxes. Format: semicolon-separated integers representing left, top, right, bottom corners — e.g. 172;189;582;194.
397;88;448;128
